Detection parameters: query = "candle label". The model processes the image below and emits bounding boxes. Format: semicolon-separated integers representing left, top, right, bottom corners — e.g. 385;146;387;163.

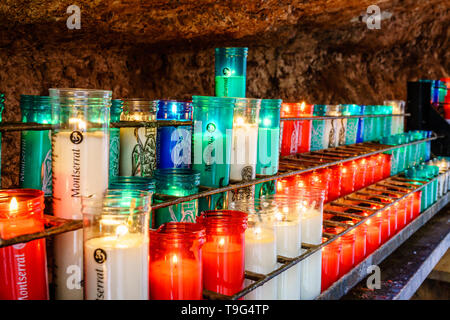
346;119;358;145
109;129;120;177
327;120;337;148
339;119;346;146
290;121;300;154
310;120;325;151
131;128;157;177
92;249;107;300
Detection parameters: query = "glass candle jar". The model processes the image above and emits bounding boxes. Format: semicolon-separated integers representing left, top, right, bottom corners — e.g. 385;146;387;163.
328;165;343;201
310;105;327;151
363;105;376;142
19;95;53;196
341;104;362;145
340;162;356;196
356;105;365;143
254;180;276;200
119;99;157;177
0;93;3;184
154;169;200;228
326;105;346;147
321;238;342;292
149;222;206;300
82;190;151;300
50;88;111;300
192;96;236;211
0;189;49;300
215;47;248;98
325;226;356;278
384;100;405;135
364;217;382;255
228;199;278;300
197;210;248;296
156;100;192;169
353;158;367;190
109;99;123;178
280;102;314;154
256;99;282;176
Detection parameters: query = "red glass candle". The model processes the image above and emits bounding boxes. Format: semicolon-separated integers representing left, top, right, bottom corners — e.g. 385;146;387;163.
364;217;382;255
325;227;356;277
377;210;390;244
197;210;248;296
381;153;392;179
373;154;385;182
297;102;314;153
328;165;342;201
352;224;367;264
353;159;367;190
149;222;206;300
388;205;398;236
308;169;330;203
340;162;356;196
412;190;422;219
280;103;302;156
276;176;297;194
365;156;377;186
395;199;407;231
321;238;342;292
0;189;49;300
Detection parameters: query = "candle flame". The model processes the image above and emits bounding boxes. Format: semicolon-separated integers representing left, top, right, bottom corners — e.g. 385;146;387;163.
10;197;18;211
218;237;225;247
235;117;245;126
277;181;283;190
172;254;178;264
115;224;129;237
69;117;87;131
254;227;261;235
300;101;306;112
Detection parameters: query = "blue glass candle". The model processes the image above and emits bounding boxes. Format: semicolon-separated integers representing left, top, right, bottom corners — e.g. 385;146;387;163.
156;100;192;169
215;47;248;98
310;105;327;151
341;104;361;145
256;99;282;176
19;95;53;195
356;105;365;143
154;169;200;227
109;99;123;178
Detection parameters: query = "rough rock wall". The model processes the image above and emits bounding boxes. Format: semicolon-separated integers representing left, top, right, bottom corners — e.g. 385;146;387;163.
0;0;448;188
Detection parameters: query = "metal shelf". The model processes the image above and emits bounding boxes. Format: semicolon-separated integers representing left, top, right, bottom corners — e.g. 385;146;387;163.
280;113;410;121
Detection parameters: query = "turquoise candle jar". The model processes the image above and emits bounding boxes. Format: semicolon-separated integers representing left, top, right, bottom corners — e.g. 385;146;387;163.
363;105;376;142
153;169;201;227
19;95;53;195
256;99;282;176
381;105;393;138
215;47;248;98
109;99;123;178
341;104;361;145
310;105;327;151
381;135;399;175
156;100;192;169
192;96;235;211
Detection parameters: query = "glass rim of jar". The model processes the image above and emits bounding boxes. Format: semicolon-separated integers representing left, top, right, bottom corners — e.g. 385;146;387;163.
120;98;157;112
234;97;262;109
197;210;248;230
150;222;206;243
326;227;356;242
109;176;156;192
260;99;282;109
0;189;44;220
270;186;326;200
20;94;52;107
81;190;152;216
154;169;201;186
49;88;112;99
192;95;236;108
215;47;248;57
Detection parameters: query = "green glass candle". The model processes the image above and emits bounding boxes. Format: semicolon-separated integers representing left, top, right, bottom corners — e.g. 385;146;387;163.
381;135;399;175
254;180;276;200
363;105;376;142
109;99;123;178
19;95;53;195
256;99;282;176
310;105;327;151
154;169;200;227
215;47;248;98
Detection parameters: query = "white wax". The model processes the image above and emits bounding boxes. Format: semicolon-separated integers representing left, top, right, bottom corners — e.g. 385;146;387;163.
52;130;109;300
230;124;259;181
300;207;323;300
244;226;277;300
299;250;322;300
274;219;302;300
84;233;149;300
119;127;157;177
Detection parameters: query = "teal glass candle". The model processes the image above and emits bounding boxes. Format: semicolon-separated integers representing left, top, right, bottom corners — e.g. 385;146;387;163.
109;176;155;193
396;134;408;173
310;105;327;151
215;47;248;98
381;135;400;175
256;99;282;176
154;169;200;227
0;93;4;185
109;99;123;178
341;104;361;145
363;105;376;142
254;180;276;200
381;105;393;138
19;95;53;195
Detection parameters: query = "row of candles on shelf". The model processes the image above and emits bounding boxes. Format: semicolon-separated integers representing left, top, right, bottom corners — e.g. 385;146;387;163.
1;155;449;301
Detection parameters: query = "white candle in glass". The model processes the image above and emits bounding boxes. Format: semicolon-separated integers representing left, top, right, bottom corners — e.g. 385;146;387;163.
84;224;149;300
52;123;109;300
274;206;302;300
230;117;259;181
244;224;277;300
299;206;323;300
